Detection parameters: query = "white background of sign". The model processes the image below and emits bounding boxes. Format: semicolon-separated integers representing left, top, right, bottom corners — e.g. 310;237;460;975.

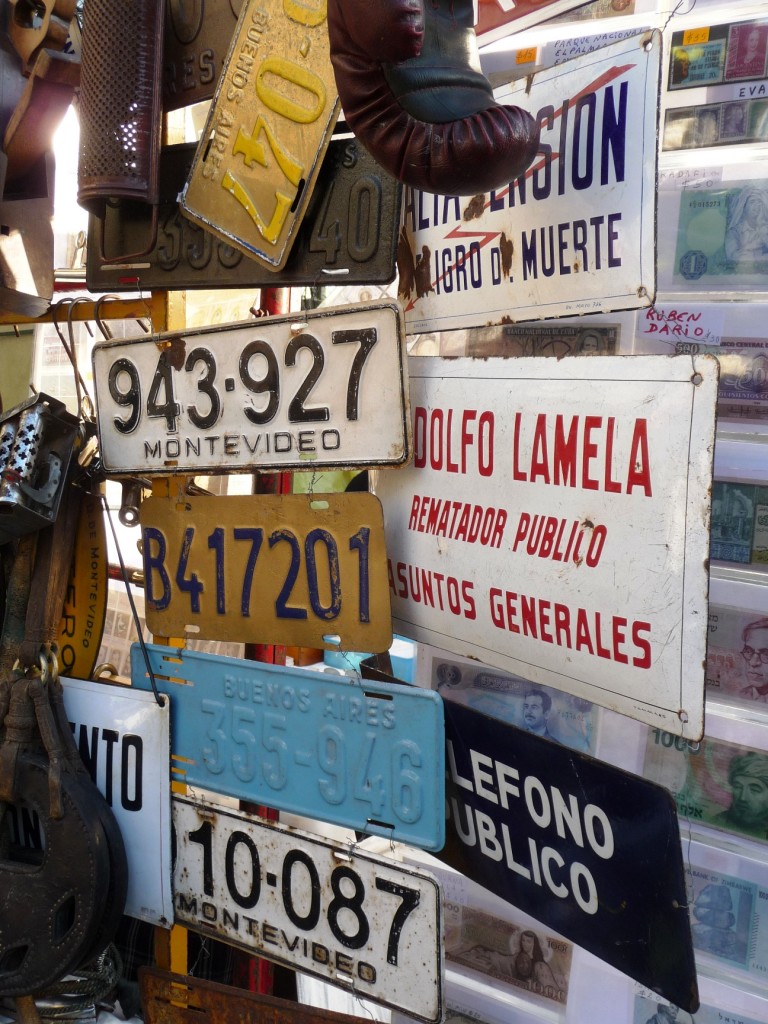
375;355;718;739
62;677;172;925
400;33;660;333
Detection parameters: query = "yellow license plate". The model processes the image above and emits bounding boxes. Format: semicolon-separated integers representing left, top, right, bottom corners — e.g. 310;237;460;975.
140;493;392;651
180;0;340;270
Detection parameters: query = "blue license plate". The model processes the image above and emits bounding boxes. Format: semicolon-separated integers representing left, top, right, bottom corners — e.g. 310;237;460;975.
131;644;445;850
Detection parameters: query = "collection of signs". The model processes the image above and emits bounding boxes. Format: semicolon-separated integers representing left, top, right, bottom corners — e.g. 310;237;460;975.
71;4;719;1019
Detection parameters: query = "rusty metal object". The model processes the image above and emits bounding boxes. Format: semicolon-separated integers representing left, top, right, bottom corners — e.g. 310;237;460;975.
163;0;243;111
87;137;401;290
179;0;341;270
77;0;166;261
140;967;376;1024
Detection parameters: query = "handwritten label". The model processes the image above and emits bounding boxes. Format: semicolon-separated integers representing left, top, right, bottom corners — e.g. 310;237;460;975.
638;304;724;347
682;27;710;46
658;166;723;191
516;47;537;64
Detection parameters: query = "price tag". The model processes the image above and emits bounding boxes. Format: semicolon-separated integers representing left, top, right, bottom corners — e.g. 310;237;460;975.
682;27;710;46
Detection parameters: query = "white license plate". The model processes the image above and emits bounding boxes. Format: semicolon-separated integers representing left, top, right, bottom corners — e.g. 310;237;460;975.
91;302;409;475
173;796;443;1023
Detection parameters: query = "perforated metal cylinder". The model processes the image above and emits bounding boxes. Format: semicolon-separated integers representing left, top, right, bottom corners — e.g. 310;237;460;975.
77;0;166;211
0;421;16;476
0;404;45;508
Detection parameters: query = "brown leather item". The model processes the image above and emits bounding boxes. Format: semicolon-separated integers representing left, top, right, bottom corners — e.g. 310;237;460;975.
327;0;540;195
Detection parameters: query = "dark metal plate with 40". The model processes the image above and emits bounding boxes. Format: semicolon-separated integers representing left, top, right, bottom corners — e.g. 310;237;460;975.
86;139;402;291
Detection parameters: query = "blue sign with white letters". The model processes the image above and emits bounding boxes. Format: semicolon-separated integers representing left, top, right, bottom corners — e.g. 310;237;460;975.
130;644;445;850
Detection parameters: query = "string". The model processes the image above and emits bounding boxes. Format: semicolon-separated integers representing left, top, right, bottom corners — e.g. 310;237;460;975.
100;493;162;706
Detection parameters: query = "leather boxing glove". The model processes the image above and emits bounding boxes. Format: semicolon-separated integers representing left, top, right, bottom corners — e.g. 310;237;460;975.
327;0;540;195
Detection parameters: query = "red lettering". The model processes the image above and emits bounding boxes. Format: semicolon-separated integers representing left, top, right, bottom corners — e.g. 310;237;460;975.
581;415;601;490
626;419;652;496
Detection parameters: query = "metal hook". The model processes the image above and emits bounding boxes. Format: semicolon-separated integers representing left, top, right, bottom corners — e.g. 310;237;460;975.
93;293;122;340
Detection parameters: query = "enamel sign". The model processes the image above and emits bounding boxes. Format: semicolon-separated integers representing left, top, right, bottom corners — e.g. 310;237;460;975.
375;355;718;740
438;701;698;1012
61;677;172;925
398;33;661;332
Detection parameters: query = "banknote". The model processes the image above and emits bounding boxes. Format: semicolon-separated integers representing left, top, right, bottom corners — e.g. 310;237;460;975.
548;0;635;23
707;604;768;703
711;481;768;565
492;323;619;358
673;184;768;284
421;646;597;753
444;902;572;1006
643;729;768;844
633;993;763;1024
665;336;768;421
686;862;768;977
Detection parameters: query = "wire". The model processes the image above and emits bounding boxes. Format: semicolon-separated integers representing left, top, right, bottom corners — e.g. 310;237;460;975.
100;493;163;707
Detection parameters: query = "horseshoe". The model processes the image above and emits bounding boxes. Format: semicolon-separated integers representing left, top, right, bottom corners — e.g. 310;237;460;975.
0;752;111;996
327;0;540;195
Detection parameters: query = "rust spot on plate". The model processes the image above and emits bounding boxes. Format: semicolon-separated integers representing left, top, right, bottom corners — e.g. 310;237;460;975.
463;194;486;220
499;233;513;277
165;335;187;371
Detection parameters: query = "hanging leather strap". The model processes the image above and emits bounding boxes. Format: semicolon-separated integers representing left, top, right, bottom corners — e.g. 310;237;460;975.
18;483;82;670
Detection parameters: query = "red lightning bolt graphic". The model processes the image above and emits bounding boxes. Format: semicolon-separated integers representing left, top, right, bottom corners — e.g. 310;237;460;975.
402;61;636;311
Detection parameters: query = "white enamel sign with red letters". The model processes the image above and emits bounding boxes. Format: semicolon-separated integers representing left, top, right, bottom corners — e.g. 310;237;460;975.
375;355;718;740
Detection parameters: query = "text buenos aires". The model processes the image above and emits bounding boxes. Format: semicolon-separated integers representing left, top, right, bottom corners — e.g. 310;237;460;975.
446;741;615;915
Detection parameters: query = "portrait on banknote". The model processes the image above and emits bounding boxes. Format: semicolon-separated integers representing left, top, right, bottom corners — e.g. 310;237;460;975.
418;644;597;753
644;728;768;844
707;604;768;703
444;903;572;1006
